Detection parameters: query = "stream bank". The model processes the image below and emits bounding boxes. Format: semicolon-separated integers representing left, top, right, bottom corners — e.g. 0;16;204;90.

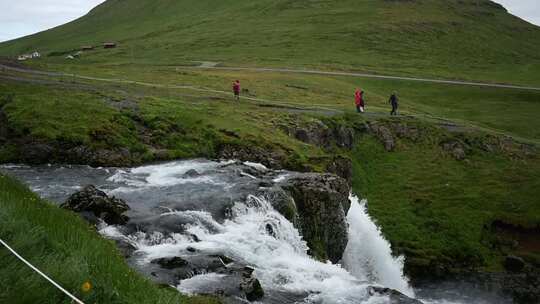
1;110;539;303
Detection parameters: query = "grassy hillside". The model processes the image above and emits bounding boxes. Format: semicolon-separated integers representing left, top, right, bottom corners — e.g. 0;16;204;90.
1;0;539;301
1;0;540;85
0;174;219;304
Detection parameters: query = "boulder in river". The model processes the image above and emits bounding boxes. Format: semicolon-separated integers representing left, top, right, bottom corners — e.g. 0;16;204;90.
281;173;350;263
368;286;423;304
151;256;189;269
183;169;200;177
147;254;265;302
61;185;130;225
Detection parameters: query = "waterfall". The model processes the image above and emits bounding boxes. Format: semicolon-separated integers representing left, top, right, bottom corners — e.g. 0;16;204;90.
100;193;395;303
111;193;419;303
343;195;415;298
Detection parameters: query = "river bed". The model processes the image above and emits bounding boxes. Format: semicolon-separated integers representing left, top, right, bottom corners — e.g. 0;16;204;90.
1;160;510;304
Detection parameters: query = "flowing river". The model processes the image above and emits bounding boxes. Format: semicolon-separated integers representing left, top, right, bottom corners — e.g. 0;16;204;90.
1;160;509;304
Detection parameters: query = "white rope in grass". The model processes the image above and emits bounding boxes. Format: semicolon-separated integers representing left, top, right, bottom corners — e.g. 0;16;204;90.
0;238;86;304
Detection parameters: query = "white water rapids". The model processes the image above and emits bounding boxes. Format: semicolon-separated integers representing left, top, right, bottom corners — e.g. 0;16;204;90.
1;160;506;303
102;192;413;303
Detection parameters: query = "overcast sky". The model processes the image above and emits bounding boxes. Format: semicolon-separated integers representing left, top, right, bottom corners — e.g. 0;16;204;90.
0;0;106;43
0;0;539;43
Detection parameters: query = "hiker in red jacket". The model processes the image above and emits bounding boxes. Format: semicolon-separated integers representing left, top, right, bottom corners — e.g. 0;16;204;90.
355;88;365;113
233;80;240;101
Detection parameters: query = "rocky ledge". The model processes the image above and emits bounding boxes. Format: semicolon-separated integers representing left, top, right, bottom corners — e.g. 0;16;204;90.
61;185;130;225
280;173;350;263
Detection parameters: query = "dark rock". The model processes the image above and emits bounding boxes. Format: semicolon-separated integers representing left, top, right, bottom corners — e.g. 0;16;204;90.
242;266;255;278
242;166;266;178
411;269;539;304
503;269;540;304
293;120;331;147
190;234;201;242
368;286;422;304
63;146;137;167
258;181;273;188
186;246;198;253
0;109;9;142
441;140;467;160
294;128;310;143
266;223;276;237
258;187;298;225
151;149;170;160
281;173;350;263
369;123;395;151
151;256;189;269
151;256;265;302
209;255;234;265
325;156;353;185
143;254;229;286
285;120;354;150
184;169;200;177
60;185;130;225
352;121;370;134
242;277;265;301
21;142;55;164
332;125;354;149
392;123;421;142
217;143;285;169
91;148;133;167
505;256;526;273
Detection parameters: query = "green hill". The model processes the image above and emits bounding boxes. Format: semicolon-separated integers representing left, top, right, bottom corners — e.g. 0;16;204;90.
1;0;540;85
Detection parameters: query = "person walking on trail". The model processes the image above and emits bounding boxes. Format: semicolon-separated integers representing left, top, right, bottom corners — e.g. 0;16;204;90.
389;92;399;115
233;80;241;101
355;88;365;113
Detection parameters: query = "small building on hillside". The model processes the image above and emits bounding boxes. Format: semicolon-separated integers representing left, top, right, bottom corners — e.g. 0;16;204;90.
103;42;117;49
17;51;40;61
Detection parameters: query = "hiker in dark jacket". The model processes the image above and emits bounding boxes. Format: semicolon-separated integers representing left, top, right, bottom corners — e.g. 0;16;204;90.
389;92;399;115
233;80;240;101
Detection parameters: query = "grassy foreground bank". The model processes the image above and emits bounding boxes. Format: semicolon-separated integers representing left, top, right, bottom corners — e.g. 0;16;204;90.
0;174;219;304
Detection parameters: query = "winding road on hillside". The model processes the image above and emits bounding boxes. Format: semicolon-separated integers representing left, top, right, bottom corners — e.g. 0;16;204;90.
3;61;540;91
191;63;540;91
